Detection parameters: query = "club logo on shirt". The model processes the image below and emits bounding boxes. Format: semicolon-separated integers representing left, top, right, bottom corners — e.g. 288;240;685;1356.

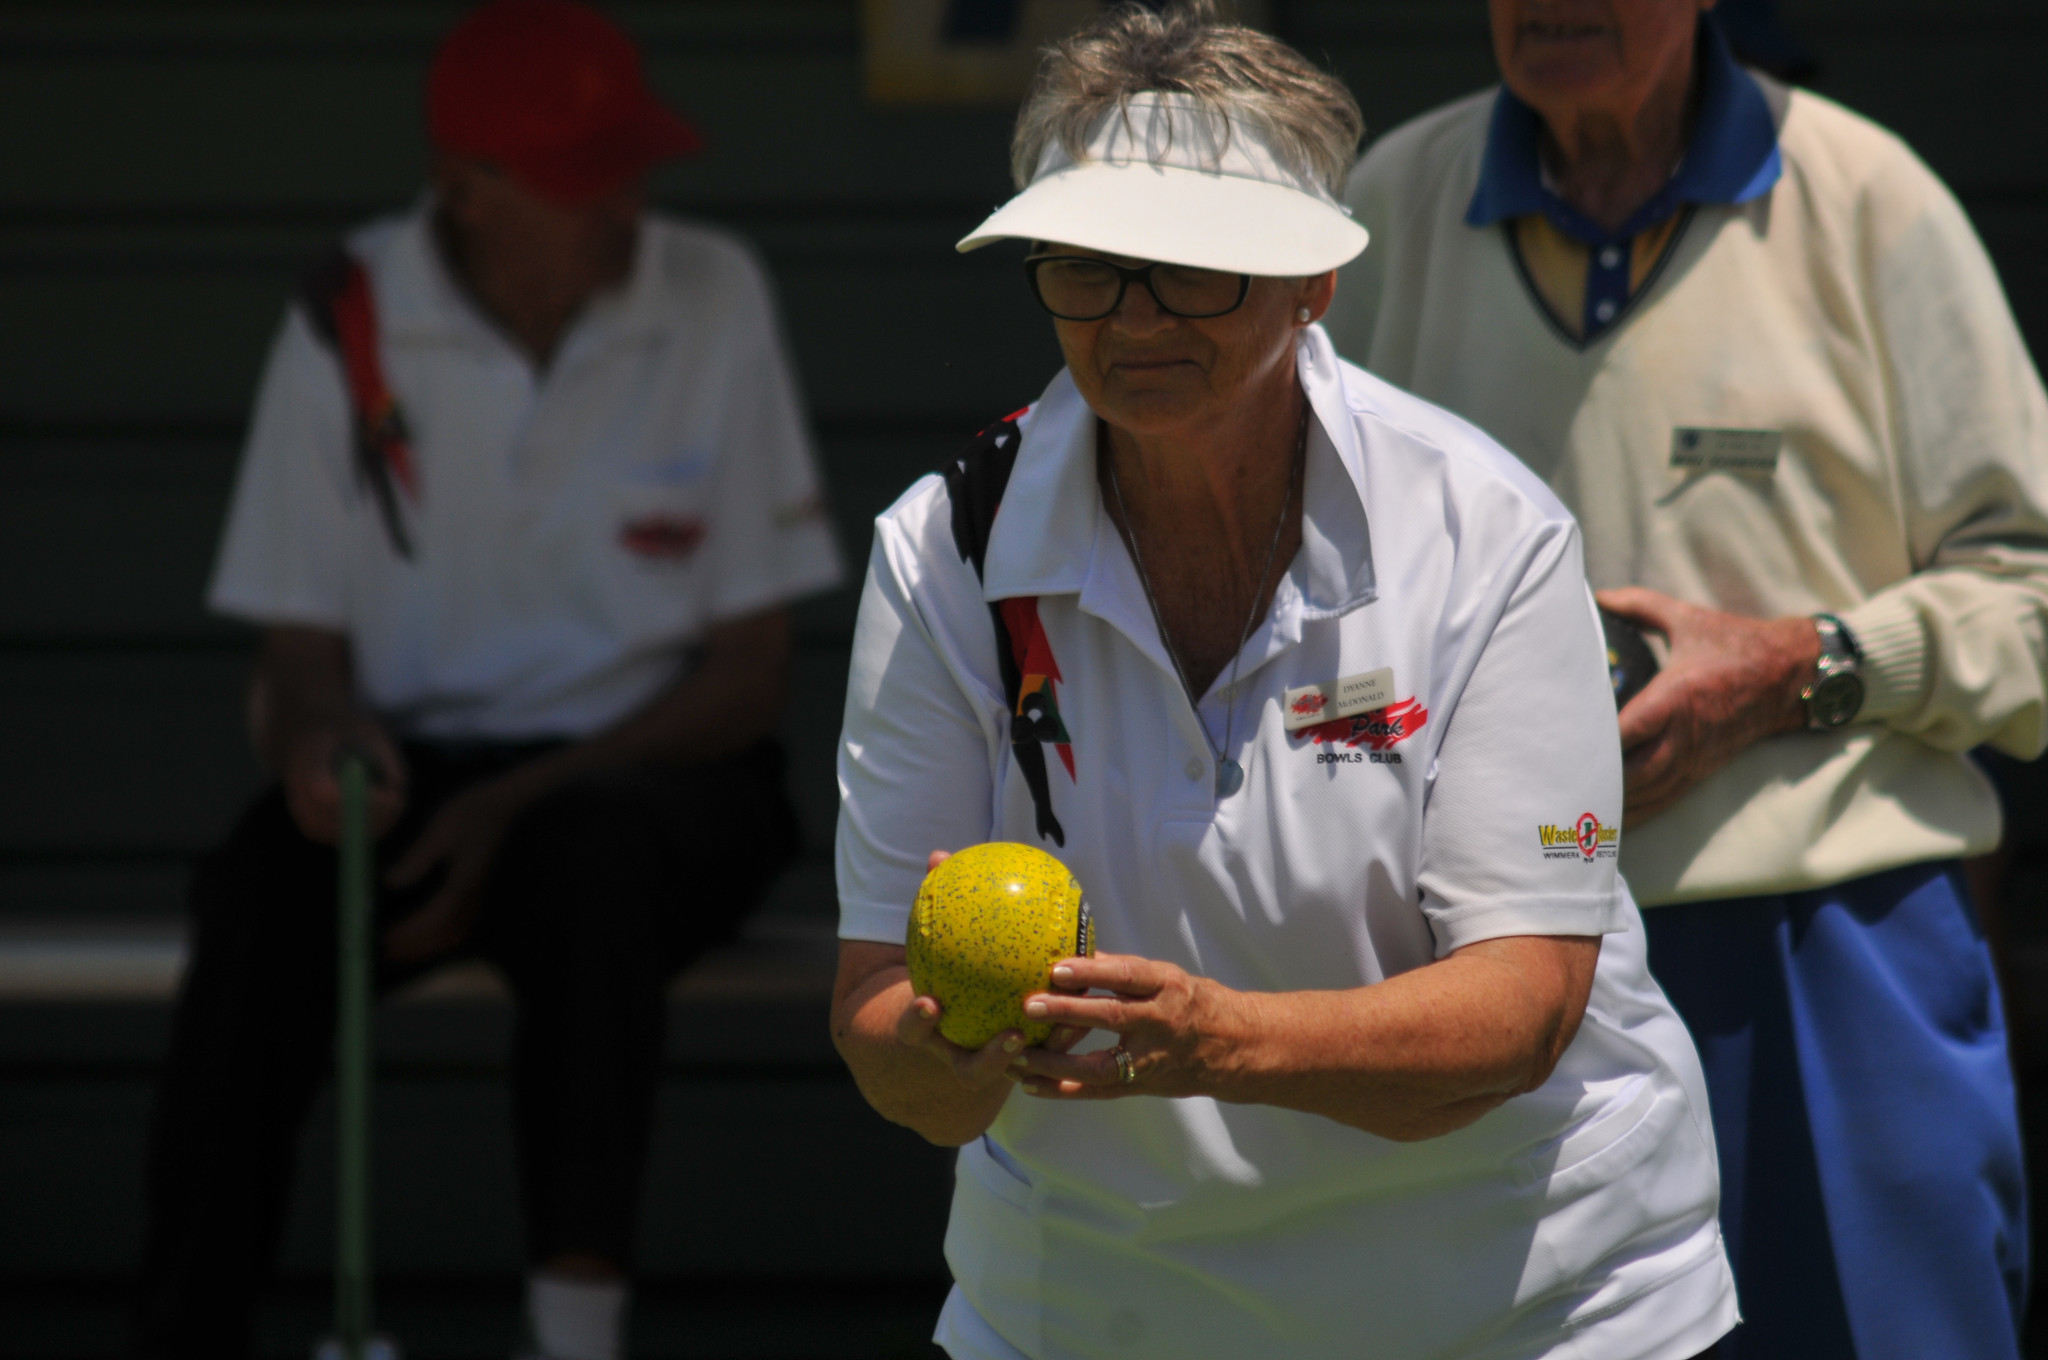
1538;812;1619;861
620;514;707;560
1293;697;1428;766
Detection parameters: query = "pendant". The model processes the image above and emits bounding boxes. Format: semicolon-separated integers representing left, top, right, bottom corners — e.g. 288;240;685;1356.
1215;757;1245;799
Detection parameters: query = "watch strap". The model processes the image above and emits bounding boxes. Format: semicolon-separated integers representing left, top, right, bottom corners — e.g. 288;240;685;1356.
1813;612;1861;664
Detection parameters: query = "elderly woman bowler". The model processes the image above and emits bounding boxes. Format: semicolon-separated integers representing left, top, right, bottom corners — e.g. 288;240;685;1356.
1328;1;2046;1357
832;7;1734;1359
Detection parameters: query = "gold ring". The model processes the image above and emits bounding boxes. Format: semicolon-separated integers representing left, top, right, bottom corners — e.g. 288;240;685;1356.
1110;1045;1137;1086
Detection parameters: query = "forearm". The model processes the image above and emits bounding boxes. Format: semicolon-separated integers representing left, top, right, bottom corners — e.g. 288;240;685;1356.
252;626;366;773
499;609;791;803
251;626;409;841
1203;938;1597;1140
832;953;1014;1146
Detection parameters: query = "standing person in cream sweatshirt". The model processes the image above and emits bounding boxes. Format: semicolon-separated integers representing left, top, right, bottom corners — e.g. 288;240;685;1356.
1326;2;2046;1357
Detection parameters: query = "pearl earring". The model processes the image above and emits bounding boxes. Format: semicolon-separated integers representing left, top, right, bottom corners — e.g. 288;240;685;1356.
1296;307;1312;323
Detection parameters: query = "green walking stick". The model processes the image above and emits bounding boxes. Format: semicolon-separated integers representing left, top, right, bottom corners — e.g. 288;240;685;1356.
317;754;398;1360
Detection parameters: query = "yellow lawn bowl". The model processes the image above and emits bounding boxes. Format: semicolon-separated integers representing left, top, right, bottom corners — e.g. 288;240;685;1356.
907;842;1095;1049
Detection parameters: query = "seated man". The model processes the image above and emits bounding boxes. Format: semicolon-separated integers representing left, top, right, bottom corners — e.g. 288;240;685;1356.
133;3;841;1357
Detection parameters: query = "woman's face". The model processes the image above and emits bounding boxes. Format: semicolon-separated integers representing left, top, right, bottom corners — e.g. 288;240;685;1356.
1488;0;1712;128
1042;245;1335;442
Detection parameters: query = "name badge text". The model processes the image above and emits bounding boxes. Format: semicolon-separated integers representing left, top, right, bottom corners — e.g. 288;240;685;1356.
1284;667;1396;732
1670;427;1782;474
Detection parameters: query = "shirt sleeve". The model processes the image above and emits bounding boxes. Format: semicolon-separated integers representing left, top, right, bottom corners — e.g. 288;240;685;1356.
1418;520;1634;954
703;249;844;624
206;306;357;629
835;500;1007;944
1837;168;2048;759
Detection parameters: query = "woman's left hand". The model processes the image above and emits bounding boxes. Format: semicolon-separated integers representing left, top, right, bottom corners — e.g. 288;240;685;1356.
1010;952;1250;1099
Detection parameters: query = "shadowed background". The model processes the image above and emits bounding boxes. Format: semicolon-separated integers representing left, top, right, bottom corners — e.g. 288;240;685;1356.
1;2;2045;1356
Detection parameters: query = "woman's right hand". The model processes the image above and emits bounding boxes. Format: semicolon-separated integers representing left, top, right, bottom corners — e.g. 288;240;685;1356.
894;985;1091;1088
900;848;1090;1076
894;848;1032;1090
830;848;1088;1144
895;995;1033;1092
832;939;1014;1145
898;849;1018;1085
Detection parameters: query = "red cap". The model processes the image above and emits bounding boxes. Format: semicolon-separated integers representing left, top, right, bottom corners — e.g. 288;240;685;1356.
427;0;702;205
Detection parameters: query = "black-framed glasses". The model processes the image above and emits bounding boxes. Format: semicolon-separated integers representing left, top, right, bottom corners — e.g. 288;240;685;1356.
1024;254;1252;321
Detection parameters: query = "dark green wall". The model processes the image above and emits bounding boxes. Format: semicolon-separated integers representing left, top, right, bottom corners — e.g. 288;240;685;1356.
2;0;2044;915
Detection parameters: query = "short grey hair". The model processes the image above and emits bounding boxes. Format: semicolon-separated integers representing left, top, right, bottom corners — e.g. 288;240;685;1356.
1010;1;1365;199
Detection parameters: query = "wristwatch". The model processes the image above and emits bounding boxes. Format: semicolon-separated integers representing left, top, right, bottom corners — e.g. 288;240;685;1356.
1802;613;1864;730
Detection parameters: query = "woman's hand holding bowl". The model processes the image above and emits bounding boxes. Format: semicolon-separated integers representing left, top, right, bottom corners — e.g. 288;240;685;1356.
893;989;1088;1093
1011;952;1244;1099
884;846;1090;1099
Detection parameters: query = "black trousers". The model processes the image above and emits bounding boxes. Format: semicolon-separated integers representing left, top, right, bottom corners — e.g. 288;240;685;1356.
133;739;801;1359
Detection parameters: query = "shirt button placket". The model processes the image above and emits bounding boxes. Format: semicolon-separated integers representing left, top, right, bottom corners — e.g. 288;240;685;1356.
1184;756;1205;782
1584;238;1631;337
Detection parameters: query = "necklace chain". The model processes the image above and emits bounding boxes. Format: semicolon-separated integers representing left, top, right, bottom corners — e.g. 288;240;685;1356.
1106;403;1307;791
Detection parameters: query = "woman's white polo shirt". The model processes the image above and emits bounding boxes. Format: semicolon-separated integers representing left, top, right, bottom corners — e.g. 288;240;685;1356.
836;328;1733;1360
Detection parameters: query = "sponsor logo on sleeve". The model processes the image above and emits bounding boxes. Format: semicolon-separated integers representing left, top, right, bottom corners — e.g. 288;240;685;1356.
1293;697;1428;765
1539;812;1619;861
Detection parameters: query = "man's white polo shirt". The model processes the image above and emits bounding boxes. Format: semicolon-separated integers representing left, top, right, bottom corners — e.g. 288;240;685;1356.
837;328;1733;1360
209;207;842;739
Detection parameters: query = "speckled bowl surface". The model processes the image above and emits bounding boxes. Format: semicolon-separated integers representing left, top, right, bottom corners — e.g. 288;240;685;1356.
906;842;1093;1049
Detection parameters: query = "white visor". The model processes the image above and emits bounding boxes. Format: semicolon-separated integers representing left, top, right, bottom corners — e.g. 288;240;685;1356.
957;91;1367;276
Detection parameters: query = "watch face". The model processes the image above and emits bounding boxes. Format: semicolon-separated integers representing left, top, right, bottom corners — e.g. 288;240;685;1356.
1810;671;1865;728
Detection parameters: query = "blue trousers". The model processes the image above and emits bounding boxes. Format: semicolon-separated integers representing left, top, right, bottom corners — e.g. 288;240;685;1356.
1643;862;2026;1359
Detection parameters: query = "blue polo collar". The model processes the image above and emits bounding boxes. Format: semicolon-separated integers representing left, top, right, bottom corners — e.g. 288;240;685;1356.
1464;18;1782;245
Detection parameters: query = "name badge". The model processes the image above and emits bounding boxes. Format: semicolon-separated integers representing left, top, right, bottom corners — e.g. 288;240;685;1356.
1284;667;1395;732
1670;427;1782;474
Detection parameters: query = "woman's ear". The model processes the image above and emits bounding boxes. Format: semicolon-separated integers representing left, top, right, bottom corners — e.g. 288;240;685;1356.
1297;271;1339;324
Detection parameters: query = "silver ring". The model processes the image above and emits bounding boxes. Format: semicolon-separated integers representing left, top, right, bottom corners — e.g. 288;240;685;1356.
1110;1045;1137;1086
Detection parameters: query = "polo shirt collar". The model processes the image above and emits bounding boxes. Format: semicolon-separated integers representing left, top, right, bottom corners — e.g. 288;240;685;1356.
372;207;478;341
375;203;672;353
1464;17;1782;242
981;327;1377;683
